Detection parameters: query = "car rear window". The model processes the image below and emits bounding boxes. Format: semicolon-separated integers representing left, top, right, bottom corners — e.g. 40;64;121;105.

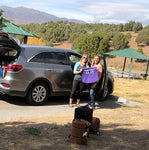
30;52;68;65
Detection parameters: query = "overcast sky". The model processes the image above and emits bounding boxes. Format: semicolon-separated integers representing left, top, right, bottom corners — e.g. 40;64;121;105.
0;0;149;25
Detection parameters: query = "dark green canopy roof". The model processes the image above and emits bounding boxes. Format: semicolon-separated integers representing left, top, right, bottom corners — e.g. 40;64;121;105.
104;48;149;60
1;17;39;38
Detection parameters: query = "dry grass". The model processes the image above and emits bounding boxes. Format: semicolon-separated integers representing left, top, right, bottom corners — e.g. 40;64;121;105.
0;78;149;150
113;78;149;104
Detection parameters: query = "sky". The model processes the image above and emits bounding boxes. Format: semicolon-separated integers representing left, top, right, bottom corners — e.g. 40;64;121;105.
1;0;149;25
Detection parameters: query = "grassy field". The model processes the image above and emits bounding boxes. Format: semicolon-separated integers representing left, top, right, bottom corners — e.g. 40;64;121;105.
0;77;149;150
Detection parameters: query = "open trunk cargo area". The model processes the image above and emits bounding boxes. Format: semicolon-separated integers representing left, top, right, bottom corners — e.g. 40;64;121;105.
0;31;20;77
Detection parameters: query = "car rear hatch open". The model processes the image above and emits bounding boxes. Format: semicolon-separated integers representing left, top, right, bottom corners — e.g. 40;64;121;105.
0;31;20;78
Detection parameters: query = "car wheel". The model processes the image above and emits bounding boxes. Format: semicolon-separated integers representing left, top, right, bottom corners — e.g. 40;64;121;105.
26;81;49;105
95;84;110;101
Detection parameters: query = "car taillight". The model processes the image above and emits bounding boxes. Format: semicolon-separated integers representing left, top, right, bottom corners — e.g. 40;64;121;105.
1;83;10;87
7;64;23;72
3;64;23;76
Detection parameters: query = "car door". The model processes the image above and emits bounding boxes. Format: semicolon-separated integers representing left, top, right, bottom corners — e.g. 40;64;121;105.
95;55;108;96
0;31;20;50
44;51;74;92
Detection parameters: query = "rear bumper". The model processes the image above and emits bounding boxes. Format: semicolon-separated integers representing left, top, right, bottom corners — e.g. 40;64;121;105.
0;89;4;95
0;84;26;97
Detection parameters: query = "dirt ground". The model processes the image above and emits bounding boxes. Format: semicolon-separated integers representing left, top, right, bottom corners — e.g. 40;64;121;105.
0;78;149;150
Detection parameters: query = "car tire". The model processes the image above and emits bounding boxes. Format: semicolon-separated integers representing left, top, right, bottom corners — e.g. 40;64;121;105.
26;81;49;105
95;84;110;101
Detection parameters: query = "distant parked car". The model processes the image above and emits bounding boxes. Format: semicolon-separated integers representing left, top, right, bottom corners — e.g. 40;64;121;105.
0;31;114;105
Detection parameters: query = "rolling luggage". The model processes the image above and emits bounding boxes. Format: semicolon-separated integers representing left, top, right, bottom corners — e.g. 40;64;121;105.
70;119;91;145
91;117;100;135
74;105;93;123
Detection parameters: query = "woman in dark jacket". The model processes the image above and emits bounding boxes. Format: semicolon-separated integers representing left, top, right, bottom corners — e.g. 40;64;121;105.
69;54;89;107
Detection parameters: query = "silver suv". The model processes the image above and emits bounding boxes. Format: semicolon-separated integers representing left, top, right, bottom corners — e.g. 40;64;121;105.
0;31;114;105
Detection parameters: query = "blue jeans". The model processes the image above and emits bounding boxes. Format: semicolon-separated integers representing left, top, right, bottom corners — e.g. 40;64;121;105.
89;88;95;106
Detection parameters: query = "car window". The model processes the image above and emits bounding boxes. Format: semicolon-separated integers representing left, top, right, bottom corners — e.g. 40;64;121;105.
56;53;68;65
69;54;81;63
30;52;68;65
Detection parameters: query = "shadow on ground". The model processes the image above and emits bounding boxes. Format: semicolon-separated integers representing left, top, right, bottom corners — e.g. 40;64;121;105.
0;93;123;109
0;121;148;150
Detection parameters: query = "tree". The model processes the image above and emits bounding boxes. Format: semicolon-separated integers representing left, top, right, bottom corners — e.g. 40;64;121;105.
132;22;143;32
135;47;146;62
71;33;85;50
123;21;136;31
117;23;124;32
78;32;110;59
135;26;149;45
137;47;143;54
69;32;79;43
125;33;132;40
0;10;6;30
111;33;129;50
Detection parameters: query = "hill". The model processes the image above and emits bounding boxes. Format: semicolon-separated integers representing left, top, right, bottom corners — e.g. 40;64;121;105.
0;6;86;24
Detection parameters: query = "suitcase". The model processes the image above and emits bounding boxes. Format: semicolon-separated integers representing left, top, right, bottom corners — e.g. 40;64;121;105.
91;117;100;135
70;119;91;145
74;105;93;123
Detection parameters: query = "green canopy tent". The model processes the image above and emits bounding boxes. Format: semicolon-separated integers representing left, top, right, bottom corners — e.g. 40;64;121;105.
0;17;39;44
104;48;149;79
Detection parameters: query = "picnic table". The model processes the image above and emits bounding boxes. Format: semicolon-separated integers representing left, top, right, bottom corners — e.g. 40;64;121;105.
111;70;148;80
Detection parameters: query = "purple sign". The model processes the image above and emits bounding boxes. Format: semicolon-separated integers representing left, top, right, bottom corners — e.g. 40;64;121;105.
82;67;99;83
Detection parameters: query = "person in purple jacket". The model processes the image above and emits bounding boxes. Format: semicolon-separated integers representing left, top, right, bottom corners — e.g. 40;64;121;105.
69;54;89;107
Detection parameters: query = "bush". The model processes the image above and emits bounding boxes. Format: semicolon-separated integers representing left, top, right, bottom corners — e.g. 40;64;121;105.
78;32;110;59
135;48;146;63
135;26;149;45
111;33;129;50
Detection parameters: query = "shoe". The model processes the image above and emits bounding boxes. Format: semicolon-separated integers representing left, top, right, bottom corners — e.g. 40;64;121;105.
69;103;73;107
92;105;95;110
76;103;80;107
89;104;95;109
88;105;92;109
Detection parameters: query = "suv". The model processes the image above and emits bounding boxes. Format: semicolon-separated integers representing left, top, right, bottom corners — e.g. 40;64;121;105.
0;31;114;105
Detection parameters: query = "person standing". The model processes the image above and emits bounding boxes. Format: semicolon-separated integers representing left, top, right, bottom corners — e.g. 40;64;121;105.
69;54;89;107
89;55;102;109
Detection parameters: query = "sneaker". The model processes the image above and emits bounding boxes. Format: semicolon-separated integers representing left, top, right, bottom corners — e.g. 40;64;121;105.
76;103;80;107
92;105;95;110
89;104;95;109
69;103;73;107
88;104;92;109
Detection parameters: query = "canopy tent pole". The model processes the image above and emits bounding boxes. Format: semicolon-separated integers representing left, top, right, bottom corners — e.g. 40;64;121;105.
24;36;28;44
145;60;149;80
128;58;133;79
122;57;127;78
106;56;109;69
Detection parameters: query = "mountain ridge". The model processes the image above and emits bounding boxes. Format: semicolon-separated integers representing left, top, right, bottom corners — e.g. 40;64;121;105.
0;6;86;24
